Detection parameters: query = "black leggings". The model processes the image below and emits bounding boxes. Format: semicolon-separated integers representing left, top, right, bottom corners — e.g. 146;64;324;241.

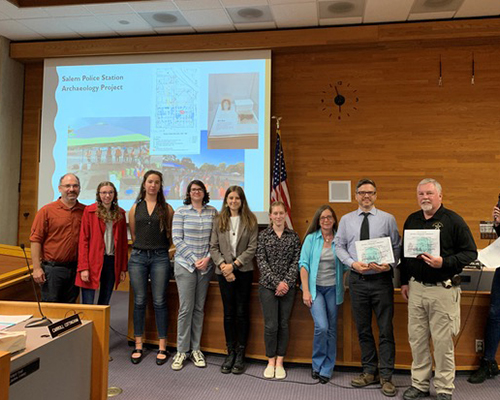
217;269;253;348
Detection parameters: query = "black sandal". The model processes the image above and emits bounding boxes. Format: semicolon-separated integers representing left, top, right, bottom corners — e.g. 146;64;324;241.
156;350;168;366
131;348;143;365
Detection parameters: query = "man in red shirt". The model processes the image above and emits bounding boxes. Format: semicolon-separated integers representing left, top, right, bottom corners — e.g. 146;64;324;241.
30;173;86;303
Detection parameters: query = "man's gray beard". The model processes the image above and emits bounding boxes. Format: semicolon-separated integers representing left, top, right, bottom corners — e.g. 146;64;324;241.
420;203;432;212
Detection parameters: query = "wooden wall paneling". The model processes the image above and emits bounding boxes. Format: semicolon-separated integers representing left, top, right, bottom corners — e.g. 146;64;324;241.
272;43;500;243
126;281;497;369
15;23;500;245
10;19;500;62
12;18;500;374
127;281;318;363
18;62;43;246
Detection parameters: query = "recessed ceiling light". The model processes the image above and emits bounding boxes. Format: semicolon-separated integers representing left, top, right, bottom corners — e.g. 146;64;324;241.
152;13;178;24
118;20;130;25
328;1;355;14
423;0;453;7
237;8;264;19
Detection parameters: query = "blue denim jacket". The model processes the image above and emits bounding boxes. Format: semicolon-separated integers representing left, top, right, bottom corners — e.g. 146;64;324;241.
299;230;349;304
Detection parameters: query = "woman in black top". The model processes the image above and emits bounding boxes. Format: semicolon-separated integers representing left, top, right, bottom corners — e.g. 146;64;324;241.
256;201;300;380
128;170;174;365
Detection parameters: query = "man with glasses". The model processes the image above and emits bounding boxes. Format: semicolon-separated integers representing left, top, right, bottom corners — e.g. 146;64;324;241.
400;179;477;400
335;178;401;397
30;173;86;303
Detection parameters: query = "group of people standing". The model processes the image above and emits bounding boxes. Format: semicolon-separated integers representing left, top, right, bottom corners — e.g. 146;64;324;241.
29;172;498;400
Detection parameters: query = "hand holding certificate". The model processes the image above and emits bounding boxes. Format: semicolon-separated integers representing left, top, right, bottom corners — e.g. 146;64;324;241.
404;229;440;258
355;237;395;265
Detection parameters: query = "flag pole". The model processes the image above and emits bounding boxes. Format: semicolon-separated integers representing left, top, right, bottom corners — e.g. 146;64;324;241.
271;115;282;194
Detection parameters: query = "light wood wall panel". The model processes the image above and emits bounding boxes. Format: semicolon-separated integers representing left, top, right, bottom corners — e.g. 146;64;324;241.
126;281;497;369
18;62;42;246
272;43;500;244
10;19;500;61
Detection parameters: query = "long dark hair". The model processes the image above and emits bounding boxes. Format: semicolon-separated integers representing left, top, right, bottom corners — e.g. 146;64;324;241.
304;205;338;237
183;180;210;205
136;170;170;232
95;181;122;223
218;185;257;232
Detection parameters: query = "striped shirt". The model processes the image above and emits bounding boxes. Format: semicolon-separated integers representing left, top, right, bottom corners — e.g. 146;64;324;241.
172;204;218;273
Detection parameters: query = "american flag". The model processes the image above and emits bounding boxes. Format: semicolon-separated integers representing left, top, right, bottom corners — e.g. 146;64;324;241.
271;129;293;229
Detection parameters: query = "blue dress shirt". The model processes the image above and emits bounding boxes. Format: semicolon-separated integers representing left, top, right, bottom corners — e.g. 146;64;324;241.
334;206;401;273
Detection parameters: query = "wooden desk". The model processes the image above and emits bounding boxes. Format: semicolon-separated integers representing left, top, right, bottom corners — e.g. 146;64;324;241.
0;245;37;303
0;351;9;400
8;320;92;400
0;301;109;400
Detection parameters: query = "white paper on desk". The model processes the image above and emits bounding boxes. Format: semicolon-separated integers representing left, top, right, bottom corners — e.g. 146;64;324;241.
0;315;32;331
404;229;440;258
0;331;27;353
355;237;395;265
478;237;500;269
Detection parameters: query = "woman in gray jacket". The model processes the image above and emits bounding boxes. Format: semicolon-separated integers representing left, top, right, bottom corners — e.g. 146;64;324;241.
210;185;258;375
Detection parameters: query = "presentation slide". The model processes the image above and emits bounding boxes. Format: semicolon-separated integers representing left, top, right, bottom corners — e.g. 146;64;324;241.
40;51;271;221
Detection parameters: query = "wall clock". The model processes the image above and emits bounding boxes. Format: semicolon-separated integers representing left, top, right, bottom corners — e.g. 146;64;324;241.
321;81;359;120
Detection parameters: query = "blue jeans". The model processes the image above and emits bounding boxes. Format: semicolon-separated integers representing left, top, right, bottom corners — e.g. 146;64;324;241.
128;249;171;339
484;267;500;361
81;255;115;305
310;285;338;378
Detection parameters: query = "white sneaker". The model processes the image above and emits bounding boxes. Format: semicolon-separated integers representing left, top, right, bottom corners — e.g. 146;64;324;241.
275;365;286;380
190;350;206;368
171;352;187;371
263;365;275;379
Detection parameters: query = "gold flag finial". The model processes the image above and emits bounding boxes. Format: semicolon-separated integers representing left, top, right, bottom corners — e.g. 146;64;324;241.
271;115;282;131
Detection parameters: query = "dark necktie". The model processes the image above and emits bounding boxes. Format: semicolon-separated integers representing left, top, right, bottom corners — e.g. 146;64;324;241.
360;212;370;240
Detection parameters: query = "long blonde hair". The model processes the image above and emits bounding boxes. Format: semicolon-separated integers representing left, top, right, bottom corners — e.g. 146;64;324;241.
96;181;122;223
218;186;257;232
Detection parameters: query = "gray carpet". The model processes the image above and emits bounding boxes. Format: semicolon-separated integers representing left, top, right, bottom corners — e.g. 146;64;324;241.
107;291;499;400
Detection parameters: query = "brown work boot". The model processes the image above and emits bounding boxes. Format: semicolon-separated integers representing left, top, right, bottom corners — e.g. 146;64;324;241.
351;372;380;387
381;378;397;397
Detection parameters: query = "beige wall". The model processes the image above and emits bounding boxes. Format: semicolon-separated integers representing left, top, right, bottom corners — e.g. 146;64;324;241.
0;36;24;244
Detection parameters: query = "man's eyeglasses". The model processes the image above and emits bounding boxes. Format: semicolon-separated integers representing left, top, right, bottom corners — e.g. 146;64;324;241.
60;184;80;189
357;191;376;197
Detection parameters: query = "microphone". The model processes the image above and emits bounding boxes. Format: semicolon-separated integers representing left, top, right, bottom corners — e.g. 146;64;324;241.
20;243;52;328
